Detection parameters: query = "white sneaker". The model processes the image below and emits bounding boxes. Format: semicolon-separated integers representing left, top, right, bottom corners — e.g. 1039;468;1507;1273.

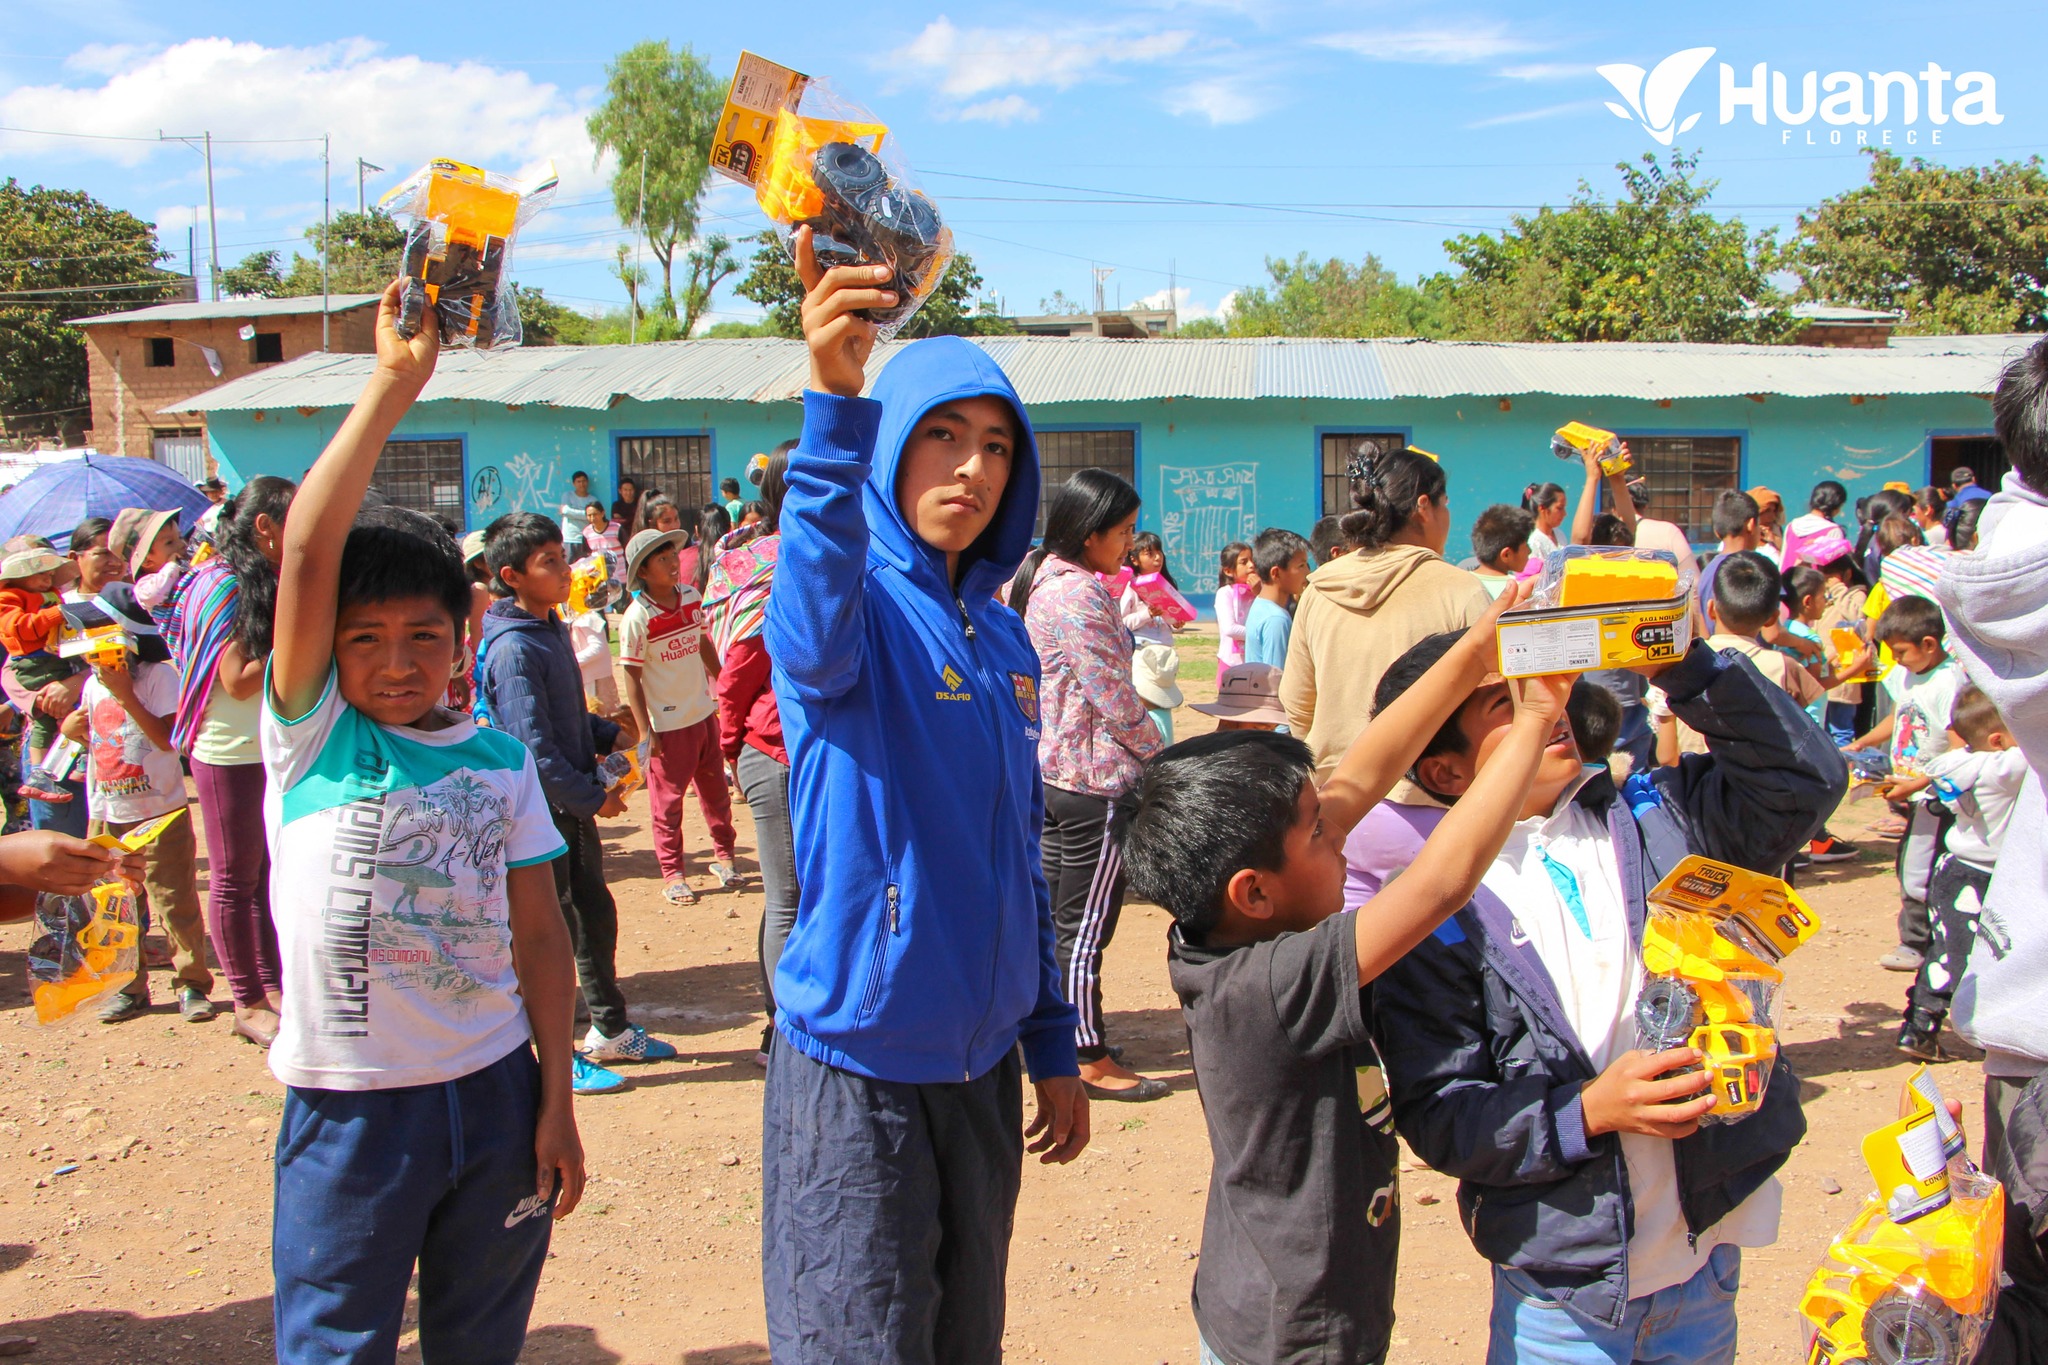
582;1023;678;1063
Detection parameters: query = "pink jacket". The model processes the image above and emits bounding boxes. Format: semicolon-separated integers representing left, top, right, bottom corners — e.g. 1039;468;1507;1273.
1024;554;1163;799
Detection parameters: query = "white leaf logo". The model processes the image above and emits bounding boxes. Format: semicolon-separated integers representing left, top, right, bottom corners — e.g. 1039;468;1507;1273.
1597;47;1716;144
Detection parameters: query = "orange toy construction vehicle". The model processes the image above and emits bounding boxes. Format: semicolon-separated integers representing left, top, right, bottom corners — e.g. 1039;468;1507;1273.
1800;1069;2002;1365
384;158;556;351
1633;857;1820;1122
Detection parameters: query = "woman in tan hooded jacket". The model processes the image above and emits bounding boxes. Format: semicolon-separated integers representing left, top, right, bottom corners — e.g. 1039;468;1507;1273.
1281;444;1492;778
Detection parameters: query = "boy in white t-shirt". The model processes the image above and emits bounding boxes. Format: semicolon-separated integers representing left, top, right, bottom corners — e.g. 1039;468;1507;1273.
618;527;739;906
262;282;584;1364
61;583;213;1024
1848;595;1964;974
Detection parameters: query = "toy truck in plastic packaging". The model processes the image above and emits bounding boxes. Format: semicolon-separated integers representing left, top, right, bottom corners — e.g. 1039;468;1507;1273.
1633;856;1820;1123
1495;546;1693;679
27;809;185;1025
1551;422;1632;477
710;51;952;340
567;553;622;617
381;158;557;351
1799;1068;2002;1365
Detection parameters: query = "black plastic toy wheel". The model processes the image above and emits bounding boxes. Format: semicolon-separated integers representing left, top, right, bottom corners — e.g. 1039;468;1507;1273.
814;141;889;210
1864;1291;1966;1365
1635;978;1703;1053
395;278;428;340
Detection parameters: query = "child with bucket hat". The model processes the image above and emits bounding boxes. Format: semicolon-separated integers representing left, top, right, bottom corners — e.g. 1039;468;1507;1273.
112;508;189;630
1;535;85;801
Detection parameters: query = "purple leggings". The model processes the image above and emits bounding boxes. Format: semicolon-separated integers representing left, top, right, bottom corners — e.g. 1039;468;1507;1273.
192;759;280;1007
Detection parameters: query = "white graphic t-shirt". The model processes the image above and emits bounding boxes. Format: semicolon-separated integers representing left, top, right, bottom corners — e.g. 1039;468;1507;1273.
82;661;188;825
261;669;566;1091
618;588;715;732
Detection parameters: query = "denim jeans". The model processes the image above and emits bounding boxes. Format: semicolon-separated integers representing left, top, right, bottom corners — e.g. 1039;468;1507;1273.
1824;700;1859;750
737;745;799;1012
29;772;86;838
1485;1245;1741;1365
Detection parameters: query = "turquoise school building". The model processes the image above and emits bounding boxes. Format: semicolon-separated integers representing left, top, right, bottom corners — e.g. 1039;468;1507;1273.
173;333;2028;589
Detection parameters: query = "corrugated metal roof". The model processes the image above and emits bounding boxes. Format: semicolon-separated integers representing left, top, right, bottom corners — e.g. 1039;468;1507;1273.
168;332;2039;414
69;294;384;326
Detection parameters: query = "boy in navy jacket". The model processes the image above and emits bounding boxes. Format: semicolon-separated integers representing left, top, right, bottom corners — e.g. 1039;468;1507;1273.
1354;639;1846;1364
761;234;1087;1363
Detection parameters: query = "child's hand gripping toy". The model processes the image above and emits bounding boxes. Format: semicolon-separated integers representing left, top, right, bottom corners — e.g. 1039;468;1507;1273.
567;553;622;617
1496;547;1693;679
1633;856;1820;1124
1829;627;1892;686
381;158;557;351
55;601;132;672
1552;422;1632;477
26;809;185;1024
710;52;953;340
1799;1068;2002;1365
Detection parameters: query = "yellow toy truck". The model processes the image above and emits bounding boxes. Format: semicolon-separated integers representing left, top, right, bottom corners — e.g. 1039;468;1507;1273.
382;158;556;351
566;553;621;617
1799;1069;2002;1365
1633;857;1820;1123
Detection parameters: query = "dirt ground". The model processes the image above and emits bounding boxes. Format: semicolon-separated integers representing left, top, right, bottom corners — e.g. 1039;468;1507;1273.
0;634;1983;1364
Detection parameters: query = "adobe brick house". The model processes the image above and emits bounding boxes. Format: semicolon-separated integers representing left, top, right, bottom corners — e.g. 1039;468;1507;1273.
69;295;379;477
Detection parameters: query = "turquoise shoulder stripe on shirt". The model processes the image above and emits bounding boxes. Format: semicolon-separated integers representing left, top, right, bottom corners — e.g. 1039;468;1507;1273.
275;686;544;826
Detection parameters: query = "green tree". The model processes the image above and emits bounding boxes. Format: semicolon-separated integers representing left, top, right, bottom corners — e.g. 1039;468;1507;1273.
221;250;286;299
0;179;172;442
281;209;407;295
514;284;584;345
1430;151;1794;343
611;242;649;325
1786;150;2048;333
1174;316;1227;338
1039;289;1087;315
679;234;739;337
585;40;722;319
734;230;1014;338
1226;253;1444;337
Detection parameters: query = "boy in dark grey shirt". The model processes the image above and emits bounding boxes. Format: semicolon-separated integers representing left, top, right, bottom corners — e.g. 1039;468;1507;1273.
1122;600;1564;1365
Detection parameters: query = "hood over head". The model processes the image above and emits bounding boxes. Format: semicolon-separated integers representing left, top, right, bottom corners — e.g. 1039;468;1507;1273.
861;336;1040;599
1304;542;1447;613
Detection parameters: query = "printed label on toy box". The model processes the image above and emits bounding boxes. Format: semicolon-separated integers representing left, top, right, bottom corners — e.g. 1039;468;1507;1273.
1499;616;1601;675
711;52;808;188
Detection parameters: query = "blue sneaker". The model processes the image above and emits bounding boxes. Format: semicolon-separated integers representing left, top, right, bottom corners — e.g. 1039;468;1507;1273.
583;1024;678;1064
572;1053;626;1095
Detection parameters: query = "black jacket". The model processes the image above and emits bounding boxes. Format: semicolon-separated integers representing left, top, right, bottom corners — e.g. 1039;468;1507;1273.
1365;643;1849;1327
478;601;621;818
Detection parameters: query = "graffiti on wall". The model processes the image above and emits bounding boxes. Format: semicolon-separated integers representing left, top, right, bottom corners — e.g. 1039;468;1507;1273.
1159;462;1258;588
469;452;562;525
470;467;504;516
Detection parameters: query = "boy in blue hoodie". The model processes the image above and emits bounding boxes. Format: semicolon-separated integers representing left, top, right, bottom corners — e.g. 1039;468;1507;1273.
761;232;1087;1364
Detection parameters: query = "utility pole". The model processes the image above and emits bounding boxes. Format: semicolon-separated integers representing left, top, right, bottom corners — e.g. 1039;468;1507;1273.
160;131;222;301
1091;265;1114;315
321;135;332;351
1169;259;1178;335
631;149;647;346
356;158;385;215
187;226;195;296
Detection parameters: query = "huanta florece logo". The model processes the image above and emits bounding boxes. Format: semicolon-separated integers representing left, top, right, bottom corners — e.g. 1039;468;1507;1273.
1598;48;2001;147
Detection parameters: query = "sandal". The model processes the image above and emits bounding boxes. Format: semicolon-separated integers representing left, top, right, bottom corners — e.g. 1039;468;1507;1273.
662;880;699;906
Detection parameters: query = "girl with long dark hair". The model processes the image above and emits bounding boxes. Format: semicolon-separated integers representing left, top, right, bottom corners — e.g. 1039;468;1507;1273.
1522;480;1568;558
1213;540;1255;682
1282;443;1492;776
1012;468;1167;1100
172;475;295;1046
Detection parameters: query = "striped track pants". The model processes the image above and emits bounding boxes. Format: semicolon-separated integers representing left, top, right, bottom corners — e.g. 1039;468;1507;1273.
1042;783;1132;1060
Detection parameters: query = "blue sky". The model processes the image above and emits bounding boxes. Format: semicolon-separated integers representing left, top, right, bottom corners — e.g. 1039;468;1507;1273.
4;0;2041;327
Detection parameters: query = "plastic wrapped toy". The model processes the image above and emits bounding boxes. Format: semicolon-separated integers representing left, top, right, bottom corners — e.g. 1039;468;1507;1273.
1551;422;1632;477
56;599;132;672
710;51;953;340
1495;546;1693;679
598;746;644;799
1800;1068;2002;1365
1633;856;1820;1124
567;553;622;617
26;808;183;1024
381;158;558;351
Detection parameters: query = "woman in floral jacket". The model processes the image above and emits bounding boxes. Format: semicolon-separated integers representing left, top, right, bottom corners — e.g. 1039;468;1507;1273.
1010;467;1167;1102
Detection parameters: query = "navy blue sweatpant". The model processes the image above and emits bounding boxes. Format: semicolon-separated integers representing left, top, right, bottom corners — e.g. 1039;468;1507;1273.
272;1043;553;1365
762;1033;1023;1365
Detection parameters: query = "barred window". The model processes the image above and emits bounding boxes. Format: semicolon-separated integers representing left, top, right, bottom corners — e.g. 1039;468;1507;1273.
376;439;466;526
616;434;713;514
1036;429;1136;536
1320;431;1408;517
1622;435;1743;543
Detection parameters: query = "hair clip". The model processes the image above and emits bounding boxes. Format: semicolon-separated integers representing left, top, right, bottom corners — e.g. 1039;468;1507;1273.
1347;451;1383;490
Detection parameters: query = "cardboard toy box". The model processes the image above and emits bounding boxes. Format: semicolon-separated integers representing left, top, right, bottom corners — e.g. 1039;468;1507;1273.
1495;547;1693;679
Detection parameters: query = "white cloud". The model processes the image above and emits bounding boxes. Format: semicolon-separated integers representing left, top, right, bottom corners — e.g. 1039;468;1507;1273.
958;94;1041;124
1162;77;1269;124
1499;62;1594;81
894;16;1195;99
1135;284;1237;322
1317;24;1541;65
0;37;596;198
1467;99;1596;128
152;204;245;231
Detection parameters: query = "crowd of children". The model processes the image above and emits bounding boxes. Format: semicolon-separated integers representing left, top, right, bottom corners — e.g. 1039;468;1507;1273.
3;258;2045;1365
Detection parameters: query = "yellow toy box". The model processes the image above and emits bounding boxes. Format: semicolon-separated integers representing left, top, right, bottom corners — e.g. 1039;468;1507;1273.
1551;422;1632;477
1495;547;1693;679
27;809;184;1025
381;158;557;351
1634;856;1820;1124
1800;1069;2002;1365
710;51;953;340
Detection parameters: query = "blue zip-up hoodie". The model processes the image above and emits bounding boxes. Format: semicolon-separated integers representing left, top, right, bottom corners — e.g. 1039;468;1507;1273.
766;336;1079;1085
478;600;619;818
